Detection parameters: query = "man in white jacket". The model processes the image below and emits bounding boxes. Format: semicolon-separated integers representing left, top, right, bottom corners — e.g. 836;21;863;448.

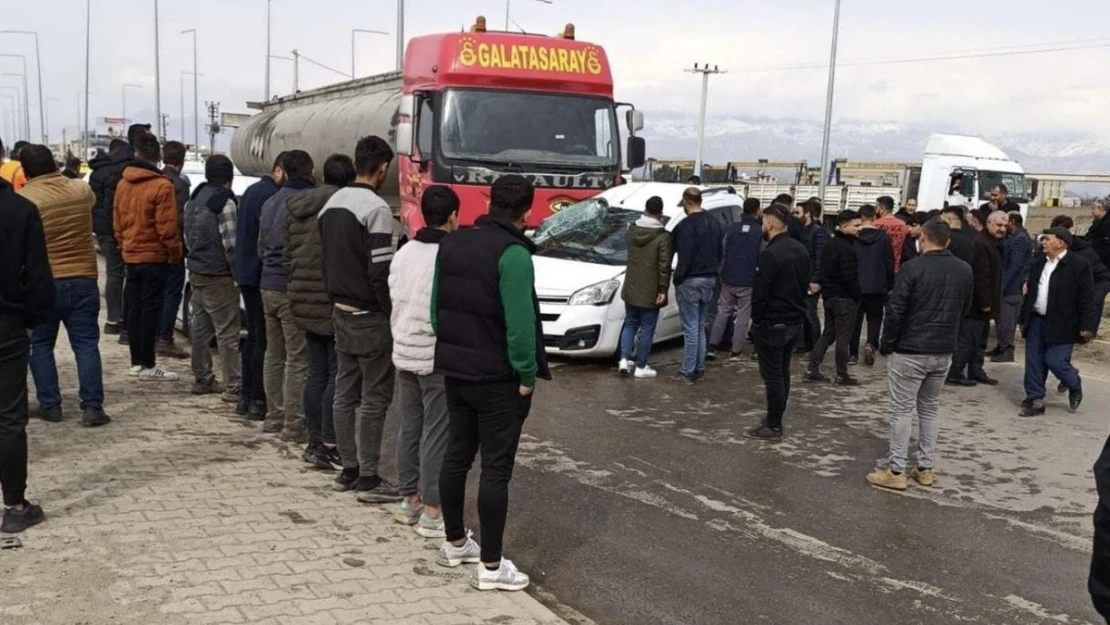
389;186;460;538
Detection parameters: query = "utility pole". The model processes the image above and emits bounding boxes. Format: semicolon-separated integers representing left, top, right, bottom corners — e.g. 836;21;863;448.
685;63;725;180
182;29;200;160
206;101;220;156
154;0;163;139
292;49;299;93
0;81;26;140
396;0;404;72
0;55;30;140
84;0;91;158
817;0;842;208
160;112;170;140
265;0;272;101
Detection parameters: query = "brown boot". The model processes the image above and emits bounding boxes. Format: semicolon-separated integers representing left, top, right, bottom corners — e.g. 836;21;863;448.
156;339;189;360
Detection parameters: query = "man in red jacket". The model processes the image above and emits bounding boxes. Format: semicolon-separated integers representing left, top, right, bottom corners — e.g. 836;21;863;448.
874;196;911;272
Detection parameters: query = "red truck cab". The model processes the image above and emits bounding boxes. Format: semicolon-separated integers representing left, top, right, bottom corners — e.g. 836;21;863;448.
394;17;645;236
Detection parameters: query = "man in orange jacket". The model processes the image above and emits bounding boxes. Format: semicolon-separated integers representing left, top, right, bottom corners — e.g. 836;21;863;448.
0;139;29;191
113;132;182;382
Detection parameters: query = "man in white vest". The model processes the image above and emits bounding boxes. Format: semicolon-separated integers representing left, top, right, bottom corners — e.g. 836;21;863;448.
389;186;460;538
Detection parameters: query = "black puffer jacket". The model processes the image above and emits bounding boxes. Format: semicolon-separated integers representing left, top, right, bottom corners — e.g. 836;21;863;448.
881;250;973;355
89;146;134;236
284;185;339;336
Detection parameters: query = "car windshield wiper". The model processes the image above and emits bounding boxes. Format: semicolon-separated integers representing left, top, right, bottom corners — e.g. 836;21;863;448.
565;246;615;266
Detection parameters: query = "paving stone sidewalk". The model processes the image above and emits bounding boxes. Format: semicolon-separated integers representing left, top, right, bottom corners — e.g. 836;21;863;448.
0;327;569;625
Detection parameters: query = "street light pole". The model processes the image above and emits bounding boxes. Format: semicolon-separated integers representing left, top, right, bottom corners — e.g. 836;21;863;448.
84;0;91;158
0;31;45;143
817;0;842;207
685;63;725;180
505;0;554;31
182;29;199;159
292;49;299;93
153;0;163;139
122;83;142;128
180;71;202;143
351;29;389;79
396;0;404;72
265;0;272;101
46;97;59;147
0;55;30;140
0;81;24;141
0;87;20;140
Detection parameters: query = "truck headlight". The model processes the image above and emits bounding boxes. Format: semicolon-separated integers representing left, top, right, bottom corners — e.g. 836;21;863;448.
568;279;620;306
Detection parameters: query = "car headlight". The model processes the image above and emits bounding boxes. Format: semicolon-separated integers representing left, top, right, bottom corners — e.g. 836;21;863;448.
568;279;620;306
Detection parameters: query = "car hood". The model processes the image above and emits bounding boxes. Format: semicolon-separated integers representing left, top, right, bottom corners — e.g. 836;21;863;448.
533;255;626;297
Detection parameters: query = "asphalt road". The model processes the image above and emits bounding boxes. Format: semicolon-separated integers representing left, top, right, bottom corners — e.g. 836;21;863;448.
486;341;1108;625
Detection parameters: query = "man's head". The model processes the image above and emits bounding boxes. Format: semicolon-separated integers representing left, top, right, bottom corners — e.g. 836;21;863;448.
919;217;952;253
990;183;1009;206
792;202;806;224
682;187;702;214
774;193;794;209
65;155;82;172
9;140;29;161
354;135;394;189
127;123;152;147
836;209;862;237
941;205;966;229
109;138;128;155
875;196;895;217
987;210;1008;239
1051;214;1075;232
322;153;356;187
905;198;918;214
489;174;534;228
1007;212;1024;235
645;195;664;218
133;133;161;163
1042;227;1072;257
761;203;790;241
281;150;314;184
205;154;235;187
743;197;761;219
1092;200;1107;221
686;175;701;185
271;151;287;184
19;144;58;180
857;204;877;225
163;140;186;169
421;185;461;232
968;210;984;232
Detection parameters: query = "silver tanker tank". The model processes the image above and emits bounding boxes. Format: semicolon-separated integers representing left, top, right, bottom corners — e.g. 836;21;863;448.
230;72;403;205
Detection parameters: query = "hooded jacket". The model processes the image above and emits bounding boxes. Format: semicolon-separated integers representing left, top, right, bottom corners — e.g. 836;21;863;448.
90;146;134;236
18;172;98;280
621;215;673;309
284;185;340;336
390;228;446;375
113;160;182;264
855;227;895;295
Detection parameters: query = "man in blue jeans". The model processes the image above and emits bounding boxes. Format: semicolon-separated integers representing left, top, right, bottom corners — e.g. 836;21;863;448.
17;144;111;427
156;140;192;361
618;196;672;379
670;187;722;384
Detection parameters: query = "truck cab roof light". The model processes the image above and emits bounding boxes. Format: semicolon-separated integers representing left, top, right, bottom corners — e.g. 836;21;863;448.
560;24;576;40
471;16;487;33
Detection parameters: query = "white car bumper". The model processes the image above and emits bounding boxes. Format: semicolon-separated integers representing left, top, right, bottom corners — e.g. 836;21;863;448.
539;296;624;358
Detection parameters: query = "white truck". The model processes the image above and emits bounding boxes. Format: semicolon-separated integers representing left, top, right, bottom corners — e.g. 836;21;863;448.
910;133;1030;220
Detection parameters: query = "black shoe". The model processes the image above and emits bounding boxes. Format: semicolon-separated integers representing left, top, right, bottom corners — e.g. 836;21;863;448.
744;424;784;440
117;330;129;345
102;322;122;336
804;371;831;383
332;467;359;492
990;350;1015;363
669;373;695;386
1069;384;1084;413
355;476;403;504
1019;402;1046;418
946;376;978;387
81;408;112;428
834;375;860;387
236;397;250;416
323;446;342;470
728;351;744;362
987;346;1002;357
1057;381;1068;395
705;350;718;362
247;401;267;422
31;406;63;423
1;502;46;534
302;445;334;471
848;356;859;366
970;373;999;386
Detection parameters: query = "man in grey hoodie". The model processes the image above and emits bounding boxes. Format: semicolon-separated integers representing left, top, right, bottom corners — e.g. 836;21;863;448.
618;196;672;378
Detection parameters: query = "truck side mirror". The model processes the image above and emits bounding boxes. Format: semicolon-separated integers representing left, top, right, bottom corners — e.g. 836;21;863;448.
626;136;646;170
399;94;416;118
395;121;415;157
626;109;644;133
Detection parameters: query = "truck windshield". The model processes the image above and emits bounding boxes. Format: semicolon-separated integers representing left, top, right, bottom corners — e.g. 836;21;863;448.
533;197;659;265
440;89;618;168
978;171;1028;203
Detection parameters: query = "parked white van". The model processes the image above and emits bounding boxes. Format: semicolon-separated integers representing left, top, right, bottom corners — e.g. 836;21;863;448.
532;182;747;358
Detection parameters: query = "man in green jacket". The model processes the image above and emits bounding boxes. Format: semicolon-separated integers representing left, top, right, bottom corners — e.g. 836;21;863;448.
618;196;672;378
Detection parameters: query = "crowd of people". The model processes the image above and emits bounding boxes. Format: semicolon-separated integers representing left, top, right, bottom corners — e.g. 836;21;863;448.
0;128;546;593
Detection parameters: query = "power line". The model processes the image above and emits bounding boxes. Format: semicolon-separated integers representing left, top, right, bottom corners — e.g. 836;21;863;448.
297;52;353;79
735;39;1110;73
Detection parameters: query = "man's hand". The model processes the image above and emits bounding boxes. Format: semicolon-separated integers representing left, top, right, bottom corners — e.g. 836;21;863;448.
809;283;821;295
519;385;534;397
1080;330;1096;344
655;293;666;306
1022;282;1028;296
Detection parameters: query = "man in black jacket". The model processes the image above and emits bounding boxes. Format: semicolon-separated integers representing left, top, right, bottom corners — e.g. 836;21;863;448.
851;204;895;367
88;138;131;336
940;205;976;268
671;187;722;384
793;199;827;353
156;140;192;360
807;210;862;385
1019;227;1097;417
1088;200;1110;270
949;210;1004;386
0;176;55;533
867;219;973;491
745;204;810;440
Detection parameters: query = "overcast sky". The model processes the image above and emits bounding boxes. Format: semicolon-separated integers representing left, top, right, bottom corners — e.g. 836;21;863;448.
2;0;1107;145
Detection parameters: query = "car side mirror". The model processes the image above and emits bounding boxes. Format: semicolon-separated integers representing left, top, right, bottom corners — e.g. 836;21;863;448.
626;136;646;170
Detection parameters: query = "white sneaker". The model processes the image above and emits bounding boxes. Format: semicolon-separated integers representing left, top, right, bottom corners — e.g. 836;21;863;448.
634;366;657;379
127;365;142;377
138;366;180;382
618;358;630;376
436;532;481;567
470;558;530;591
414;512;446;539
